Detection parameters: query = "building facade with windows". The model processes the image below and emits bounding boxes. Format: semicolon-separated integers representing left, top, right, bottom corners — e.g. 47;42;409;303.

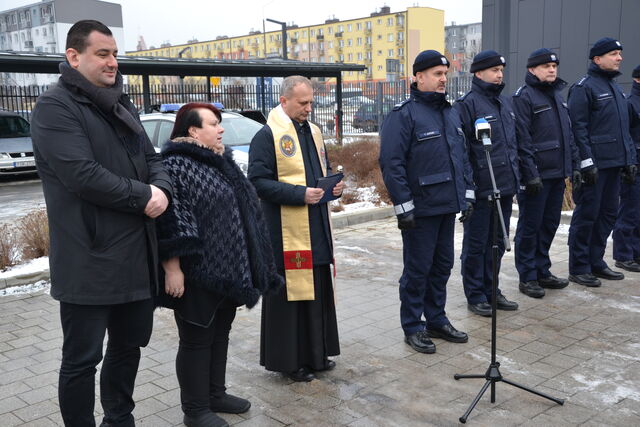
127;6;444;83
0;0;124;86
445;21;482;75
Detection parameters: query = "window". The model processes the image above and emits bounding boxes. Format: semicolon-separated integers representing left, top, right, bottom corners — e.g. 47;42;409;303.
378;65;383;71
366;21;371;30
329;41;333;48
303;30;307;38
347;39;352;47
398;32;404;41
339;54;344;62
357;37;362;46
269;35;274;42
42;28;46;36
366;36;372;45
377;50;382;56
348;53;353;61
388;49;393;57
328;27;333;34
387;18;393;26
357;52;363;60
339;39;344;47
338;25;343;32
397;47;404;56
377;34;382;40
388;33;394;42
397;15;404;26
329;55;334;62
377;19;382;25
357;23;362;31
310;29;315;37
347;24;352;32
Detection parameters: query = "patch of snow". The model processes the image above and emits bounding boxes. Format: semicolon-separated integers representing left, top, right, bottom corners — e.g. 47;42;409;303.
571;373;640;404
341;201;379;213
0;280;50;297
335;246;373;254
0;256;49;278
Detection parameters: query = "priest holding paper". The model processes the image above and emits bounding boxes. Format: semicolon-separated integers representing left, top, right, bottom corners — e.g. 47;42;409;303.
249;75;343;382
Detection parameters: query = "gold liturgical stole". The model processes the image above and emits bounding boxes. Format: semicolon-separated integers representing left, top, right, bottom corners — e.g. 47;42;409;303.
267;105;327;301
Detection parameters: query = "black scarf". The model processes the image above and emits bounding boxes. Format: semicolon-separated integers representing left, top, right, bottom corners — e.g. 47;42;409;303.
59;62;143;136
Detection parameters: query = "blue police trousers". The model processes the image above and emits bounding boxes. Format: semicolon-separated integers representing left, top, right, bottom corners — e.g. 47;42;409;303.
568;167;620;274
399;214;455;335
461;197;512;304
514;178;565;282
612;176;640;261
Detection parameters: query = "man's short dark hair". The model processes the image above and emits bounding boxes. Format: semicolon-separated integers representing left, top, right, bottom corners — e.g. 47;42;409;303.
66;20;112;52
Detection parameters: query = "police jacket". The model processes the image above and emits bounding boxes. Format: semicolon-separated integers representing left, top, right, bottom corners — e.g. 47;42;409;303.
567;62;637;170
454;77;519;199
628;81;640;163
513;72;579;182
379;83;474;218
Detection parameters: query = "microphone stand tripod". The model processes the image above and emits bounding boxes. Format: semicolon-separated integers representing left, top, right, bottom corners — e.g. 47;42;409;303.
453;138;564;423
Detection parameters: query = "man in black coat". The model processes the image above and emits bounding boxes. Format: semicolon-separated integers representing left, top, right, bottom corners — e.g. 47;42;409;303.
30;20;172;426
249;75;344;382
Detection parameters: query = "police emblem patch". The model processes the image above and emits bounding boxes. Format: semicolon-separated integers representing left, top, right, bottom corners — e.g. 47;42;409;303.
551;54;556;61
279;135;297;157
500;56;505;63
441;56;447;64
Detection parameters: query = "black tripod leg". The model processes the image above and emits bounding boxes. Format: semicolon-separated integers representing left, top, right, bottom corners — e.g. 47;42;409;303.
501;378;565;405
459;380;492;424
454;374;485;380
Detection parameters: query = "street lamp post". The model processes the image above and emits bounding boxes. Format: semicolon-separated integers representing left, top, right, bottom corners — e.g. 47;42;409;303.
178;47;192;102
266;18;287;59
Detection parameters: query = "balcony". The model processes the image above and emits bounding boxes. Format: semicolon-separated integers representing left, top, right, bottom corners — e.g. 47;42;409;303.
316;35;324;40
335;32;343;38
290;37;298;44
364;28;372;36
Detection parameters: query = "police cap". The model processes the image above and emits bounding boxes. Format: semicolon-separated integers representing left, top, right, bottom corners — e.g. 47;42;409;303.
589;37;622;59
527;48;559;68
412;50;449;76
470;50;506;73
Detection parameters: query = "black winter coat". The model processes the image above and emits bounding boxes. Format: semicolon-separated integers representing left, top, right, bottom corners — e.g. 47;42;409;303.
31;79;173;305
156;140;283;311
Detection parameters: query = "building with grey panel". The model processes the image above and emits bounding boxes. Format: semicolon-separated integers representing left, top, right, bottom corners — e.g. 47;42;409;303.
482;0;640;94
0;0;123;86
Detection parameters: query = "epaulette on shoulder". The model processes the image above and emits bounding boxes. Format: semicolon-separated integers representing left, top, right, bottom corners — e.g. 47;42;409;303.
456;91;470;102
513;85;525;97
393;98;411;111
576;75;590;87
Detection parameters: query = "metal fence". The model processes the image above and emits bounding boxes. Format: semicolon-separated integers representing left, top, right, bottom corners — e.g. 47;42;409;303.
1;75;472;135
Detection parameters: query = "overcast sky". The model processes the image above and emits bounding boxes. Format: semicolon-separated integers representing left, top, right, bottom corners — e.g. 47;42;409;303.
3;0;482;51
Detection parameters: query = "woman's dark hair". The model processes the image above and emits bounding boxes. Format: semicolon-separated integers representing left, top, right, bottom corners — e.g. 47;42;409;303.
170;103;222;139
66;20;112;52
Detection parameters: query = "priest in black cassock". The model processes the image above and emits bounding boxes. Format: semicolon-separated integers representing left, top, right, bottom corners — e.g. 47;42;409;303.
248;75;343;382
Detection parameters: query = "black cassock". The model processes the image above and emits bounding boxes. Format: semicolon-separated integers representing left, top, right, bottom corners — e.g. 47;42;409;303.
248;119;340;373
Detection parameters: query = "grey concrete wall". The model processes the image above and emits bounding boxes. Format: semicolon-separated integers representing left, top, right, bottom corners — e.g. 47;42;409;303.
483;0;640;95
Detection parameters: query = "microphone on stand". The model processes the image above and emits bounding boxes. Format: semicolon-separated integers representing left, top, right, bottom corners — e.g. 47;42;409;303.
475;118;492;151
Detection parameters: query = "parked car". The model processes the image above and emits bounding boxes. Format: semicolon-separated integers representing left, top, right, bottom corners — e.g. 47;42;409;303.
140;109;264;174
352;103;393;132
0;110;36;175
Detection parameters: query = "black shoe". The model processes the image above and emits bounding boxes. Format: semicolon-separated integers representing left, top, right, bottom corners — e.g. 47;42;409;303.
286;367;315;382
404;330;436;353
210;393;251;414
315;359;336;372
614;260;640;273
496;294;519;310
568;274;602;287
467;302;492;317
592;267;624;280
184;411;229;427
538;274;569;289
519;281;545;298
426;323;468;343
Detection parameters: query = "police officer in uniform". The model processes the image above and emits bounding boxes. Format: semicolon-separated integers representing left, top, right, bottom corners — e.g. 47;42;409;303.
379;50;474;354
512;49;581;298
454;50;520;317
612;64;640;272
567;38;637;287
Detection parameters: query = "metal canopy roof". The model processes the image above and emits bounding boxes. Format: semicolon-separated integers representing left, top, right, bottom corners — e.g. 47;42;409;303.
0;51;365;77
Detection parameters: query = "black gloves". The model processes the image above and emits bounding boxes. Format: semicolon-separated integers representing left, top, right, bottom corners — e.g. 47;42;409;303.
459;201;474;223
622;164;638;184
582;166;598;185
397;212;416;230
525;177;544;196
572;170;582;192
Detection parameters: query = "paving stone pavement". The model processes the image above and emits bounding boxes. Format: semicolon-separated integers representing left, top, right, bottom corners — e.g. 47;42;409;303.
1;216;640;426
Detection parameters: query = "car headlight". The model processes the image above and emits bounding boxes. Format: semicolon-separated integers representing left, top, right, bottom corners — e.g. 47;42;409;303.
0;153;12;159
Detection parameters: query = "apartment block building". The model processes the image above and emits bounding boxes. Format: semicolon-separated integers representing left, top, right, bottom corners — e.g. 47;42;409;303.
445;21;482;74
127;6;444;83
0;0;124;86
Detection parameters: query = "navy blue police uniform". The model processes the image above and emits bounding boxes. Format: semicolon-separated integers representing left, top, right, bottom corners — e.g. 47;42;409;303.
567;38;637;283
453;50;520;313
512;49;580;295
379;50;474;350
612;66;640;270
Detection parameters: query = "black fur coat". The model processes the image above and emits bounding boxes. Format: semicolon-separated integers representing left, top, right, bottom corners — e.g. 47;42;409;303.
156;138;283;308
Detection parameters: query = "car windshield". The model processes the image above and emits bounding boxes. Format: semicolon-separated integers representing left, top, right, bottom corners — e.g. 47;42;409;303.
0;116;30;138
222;114;263;146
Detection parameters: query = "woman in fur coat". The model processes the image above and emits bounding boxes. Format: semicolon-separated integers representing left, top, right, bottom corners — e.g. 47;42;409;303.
156;103;282;427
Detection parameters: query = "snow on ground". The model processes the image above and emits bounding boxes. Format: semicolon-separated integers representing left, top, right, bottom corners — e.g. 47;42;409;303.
0;256;48;278
0;280;49;297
